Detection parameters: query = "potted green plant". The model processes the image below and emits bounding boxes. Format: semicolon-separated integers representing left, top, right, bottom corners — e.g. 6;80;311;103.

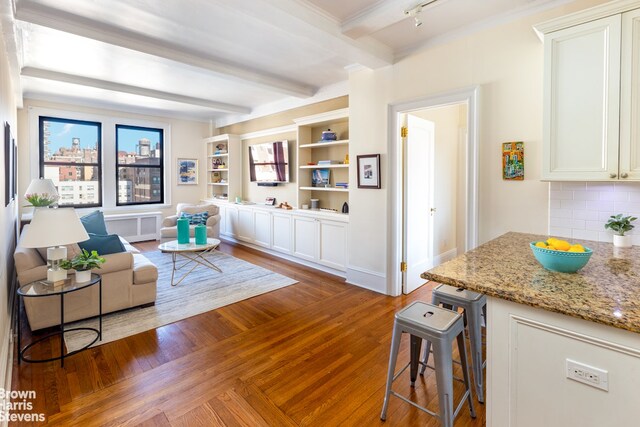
60;249;106;282
605;214;637;248
24;193;58;208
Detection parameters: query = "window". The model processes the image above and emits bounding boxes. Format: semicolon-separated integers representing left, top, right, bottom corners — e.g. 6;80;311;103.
39;117;102;207
116;125;164;205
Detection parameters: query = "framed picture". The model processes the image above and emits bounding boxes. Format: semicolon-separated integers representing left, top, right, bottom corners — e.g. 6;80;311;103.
177;158;198;185
502;142;524;180
4;122;14;206
312;169;330;187
265;197;276;206
357;154;381;189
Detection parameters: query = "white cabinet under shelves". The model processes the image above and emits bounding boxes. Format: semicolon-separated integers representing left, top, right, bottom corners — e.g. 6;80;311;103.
537;4;640;181
209;201;348;274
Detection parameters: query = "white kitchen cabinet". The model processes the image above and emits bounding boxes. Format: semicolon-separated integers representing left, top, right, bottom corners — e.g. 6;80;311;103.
292;216;318;262
318;220;347;271
217;204;227;236
620;8;640;180
237;208;255;242
271;213;292;254
254;210;272;248
541;15;621;181
538;5;640;181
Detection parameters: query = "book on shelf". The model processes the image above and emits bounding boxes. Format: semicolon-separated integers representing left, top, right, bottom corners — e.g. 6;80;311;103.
317;160;342;165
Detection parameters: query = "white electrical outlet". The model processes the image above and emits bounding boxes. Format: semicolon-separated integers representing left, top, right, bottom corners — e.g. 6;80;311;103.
566;359;609;391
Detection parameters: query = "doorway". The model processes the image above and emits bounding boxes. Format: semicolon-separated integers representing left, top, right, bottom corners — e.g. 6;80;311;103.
389;87;479;296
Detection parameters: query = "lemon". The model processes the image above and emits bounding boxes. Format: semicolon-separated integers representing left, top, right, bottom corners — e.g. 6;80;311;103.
546;245;557;251
554;240;571;251
568;245;585;253
547;237;558;245
535;242;547;248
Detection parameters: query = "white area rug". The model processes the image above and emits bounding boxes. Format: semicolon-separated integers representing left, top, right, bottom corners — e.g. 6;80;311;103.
64;250;297;352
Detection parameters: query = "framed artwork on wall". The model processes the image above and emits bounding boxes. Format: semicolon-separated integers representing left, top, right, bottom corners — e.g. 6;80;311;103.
4;122;14;206
502;141;524;180
177;158;198;185
357;154;381;189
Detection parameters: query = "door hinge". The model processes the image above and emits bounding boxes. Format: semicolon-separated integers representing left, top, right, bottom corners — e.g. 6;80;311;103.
400;261;407;272
401;126;408;138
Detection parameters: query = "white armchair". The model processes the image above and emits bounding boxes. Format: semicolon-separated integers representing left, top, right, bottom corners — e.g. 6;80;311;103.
160;203;221;242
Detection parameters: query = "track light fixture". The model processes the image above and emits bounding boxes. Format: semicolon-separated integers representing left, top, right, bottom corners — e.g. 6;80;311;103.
404;0;439;28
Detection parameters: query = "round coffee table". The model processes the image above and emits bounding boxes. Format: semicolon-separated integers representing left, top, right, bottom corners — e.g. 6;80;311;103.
158;238;222;286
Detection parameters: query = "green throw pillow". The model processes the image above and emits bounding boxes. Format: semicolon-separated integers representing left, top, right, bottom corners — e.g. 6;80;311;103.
179;211;209;225
78;233;125;255
80;210;108;235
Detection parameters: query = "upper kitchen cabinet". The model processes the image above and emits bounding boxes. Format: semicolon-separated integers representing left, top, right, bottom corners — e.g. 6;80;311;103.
536;2;640;181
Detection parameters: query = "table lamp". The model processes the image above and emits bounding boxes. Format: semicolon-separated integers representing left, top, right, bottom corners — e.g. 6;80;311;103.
24;178;59;207
20;208;89;284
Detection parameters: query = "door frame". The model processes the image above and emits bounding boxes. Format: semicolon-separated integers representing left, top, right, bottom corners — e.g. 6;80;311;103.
388;86;480;296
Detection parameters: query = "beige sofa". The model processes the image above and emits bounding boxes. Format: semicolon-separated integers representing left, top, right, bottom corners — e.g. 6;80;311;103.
160;203;221;242
14;225;158;331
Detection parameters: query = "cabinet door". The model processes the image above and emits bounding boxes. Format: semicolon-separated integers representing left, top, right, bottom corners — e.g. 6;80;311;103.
225;206;239;238
254;211;272;248
292;216;317;262
620;9;640;181
218;205;227;237
237;208;255;242
272;213;292;254
542;15;621;180
318;220;347;271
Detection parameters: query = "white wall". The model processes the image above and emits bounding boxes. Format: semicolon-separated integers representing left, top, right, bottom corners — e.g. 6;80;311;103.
0;28;20;395
17;99;209;219
549;181;640;244
347;0;607;294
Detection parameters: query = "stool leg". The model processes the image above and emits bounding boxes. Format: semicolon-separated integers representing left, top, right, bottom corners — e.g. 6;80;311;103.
419;339;432;375
433;341;455;427
381;323;403;421
457;331;477;418
469;306;485;403
410;335;422;387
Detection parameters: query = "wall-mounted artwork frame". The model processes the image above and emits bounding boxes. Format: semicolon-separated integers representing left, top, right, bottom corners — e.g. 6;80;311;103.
357;154;381;189
177;158;198;185
4;122;15;206
502;141;524;180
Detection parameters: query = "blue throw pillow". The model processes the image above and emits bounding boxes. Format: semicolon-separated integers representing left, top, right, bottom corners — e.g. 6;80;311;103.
78;233;125;255
180;211;209;225
80;210;108;235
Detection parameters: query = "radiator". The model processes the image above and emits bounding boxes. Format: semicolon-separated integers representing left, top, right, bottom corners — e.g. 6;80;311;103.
104;211;162;242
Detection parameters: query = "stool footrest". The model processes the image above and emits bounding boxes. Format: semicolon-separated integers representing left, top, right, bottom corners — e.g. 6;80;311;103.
390;391;440;418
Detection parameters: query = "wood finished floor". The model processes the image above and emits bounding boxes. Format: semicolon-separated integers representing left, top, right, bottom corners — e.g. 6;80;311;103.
11;241;486;426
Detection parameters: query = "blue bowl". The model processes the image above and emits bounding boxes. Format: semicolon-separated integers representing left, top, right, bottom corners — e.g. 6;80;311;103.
530;242;593;273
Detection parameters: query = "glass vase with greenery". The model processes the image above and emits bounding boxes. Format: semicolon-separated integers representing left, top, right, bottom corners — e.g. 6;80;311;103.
24;193;58;207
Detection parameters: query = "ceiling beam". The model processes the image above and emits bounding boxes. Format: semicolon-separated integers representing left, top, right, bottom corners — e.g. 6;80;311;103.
21;67;252;114
341;0;451;38
15;0;316;98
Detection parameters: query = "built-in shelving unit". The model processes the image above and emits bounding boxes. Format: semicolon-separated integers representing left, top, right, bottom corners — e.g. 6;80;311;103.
203;134;241;201
294;108;349;212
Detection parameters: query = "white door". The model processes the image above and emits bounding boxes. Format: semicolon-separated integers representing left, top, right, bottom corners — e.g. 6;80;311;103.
403;114;435;294
272;213;292;254
292;216;318;262
254;211;272;248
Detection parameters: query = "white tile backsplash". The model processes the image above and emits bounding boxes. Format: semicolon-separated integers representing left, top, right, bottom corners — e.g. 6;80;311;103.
549;182;640;242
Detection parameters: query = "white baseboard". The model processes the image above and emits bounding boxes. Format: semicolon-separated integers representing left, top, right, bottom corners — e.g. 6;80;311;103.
345;266;387;295
434;248;458;266
219;235;347;278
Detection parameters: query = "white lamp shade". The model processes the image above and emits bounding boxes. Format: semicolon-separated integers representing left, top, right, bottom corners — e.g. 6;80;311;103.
20;208;89;248
24;178;59;199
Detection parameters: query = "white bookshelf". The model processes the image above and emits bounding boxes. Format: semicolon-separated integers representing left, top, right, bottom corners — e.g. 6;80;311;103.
203;134;241;201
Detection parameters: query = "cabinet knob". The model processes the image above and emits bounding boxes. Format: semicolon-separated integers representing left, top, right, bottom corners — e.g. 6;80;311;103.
610;173;617;179
621;172;629;179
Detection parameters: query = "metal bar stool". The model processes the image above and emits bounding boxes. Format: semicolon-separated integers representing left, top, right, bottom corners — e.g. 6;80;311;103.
421;284;487;403
380;301;476;427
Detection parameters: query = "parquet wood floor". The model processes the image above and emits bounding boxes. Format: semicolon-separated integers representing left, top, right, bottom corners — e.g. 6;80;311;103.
11;241;485;426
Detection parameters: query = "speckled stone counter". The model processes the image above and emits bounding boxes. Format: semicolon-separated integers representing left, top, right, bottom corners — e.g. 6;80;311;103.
421;232;640;334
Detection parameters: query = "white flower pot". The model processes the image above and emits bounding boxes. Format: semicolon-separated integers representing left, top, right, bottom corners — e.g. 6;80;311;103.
75;270;92;282
613;234;632;248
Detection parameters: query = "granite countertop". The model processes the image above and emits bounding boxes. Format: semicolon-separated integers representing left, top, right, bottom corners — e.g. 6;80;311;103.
421;232;640;334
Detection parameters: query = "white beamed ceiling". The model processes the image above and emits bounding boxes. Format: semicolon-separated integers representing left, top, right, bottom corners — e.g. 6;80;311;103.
9;0;576;124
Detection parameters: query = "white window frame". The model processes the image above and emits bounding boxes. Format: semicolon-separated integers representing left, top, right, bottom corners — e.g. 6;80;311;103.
28;106;172;213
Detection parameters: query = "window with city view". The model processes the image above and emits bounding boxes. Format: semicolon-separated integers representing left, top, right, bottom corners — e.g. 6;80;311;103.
39;117;102;207
116;125;164;205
